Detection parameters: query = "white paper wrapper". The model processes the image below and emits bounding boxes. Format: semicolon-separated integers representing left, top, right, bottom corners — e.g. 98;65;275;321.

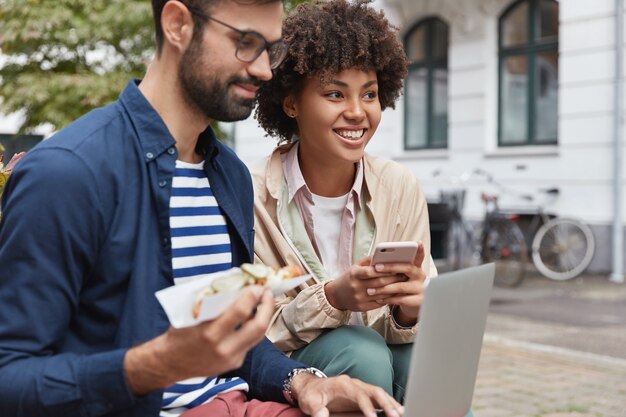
155;267;311;328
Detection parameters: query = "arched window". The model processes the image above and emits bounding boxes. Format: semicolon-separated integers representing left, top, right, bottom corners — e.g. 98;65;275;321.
404;18;449;150
499;0;559;146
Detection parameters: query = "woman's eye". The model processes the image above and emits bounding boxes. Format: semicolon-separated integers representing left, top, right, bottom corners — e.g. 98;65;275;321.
364;91;377;100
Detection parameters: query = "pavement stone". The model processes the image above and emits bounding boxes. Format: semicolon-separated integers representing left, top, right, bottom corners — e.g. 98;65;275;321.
471;271;626;417
473;340;626;417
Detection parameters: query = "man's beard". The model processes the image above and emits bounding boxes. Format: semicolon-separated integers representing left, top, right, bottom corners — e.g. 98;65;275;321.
179;39;259;122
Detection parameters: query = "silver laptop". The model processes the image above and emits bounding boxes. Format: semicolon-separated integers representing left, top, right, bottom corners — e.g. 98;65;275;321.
331;263;495;417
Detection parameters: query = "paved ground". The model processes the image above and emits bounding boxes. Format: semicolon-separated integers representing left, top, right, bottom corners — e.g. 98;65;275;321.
472;270;626;417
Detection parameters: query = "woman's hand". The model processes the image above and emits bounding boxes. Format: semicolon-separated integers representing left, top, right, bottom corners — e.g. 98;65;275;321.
369;242;428;327
324;258;407;312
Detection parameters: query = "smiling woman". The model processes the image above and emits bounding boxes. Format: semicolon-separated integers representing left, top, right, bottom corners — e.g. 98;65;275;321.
252;0;436;404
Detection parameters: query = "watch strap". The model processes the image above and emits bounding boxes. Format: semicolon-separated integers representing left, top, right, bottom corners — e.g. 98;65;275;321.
282;367;327;406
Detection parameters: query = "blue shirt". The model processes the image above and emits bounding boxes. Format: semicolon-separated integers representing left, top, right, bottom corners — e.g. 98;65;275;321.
0;80;305;417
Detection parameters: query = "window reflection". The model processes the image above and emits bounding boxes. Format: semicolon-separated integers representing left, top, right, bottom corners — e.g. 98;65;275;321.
502;1;529;48
432;20;448;60
404;18;449;150
535;51;558;142
539;0;559;41
498;0;559;146
406;26;426;63
432;68;448;147
501;55;529;145
406;68;428;149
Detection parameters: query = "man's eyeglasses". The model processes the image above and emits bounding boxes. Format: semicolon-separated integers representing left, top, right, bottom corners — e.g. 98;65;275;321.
186;5;288;70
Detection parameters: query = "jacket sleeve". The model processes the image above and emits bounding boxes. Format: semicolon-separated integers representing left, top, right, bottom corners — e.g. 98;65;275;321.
364;305;417;344
0;149;136;417
266;283;352;352
364;171;437;344
223;337;307;402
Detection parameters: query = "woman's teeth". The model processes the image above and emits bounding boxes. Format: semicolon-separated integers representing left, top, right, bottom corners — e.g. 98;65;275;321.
336;129;364;139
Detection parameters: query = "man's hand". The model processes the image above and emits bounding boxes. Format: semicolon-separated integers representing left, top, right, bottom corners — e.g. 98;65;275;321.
324;258;407;312
292;373;403;417
370;242;428;327
123;286;274;395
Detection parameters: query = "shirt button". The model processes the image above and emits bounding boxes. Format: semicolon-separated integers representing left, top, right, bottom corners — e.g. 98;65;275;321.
145;152;154;160
162;237;169;246
159;179;167;187
167;147;176;155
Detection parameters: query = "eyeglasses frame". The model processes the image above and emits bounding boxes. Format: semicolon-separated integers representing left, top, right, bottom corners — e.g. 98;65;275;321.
184;5;288;70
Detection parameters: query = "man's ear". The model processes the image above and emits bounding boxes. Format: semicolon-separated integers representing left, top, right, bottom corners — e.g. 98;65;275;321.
161;1;195;53
282;96;297;118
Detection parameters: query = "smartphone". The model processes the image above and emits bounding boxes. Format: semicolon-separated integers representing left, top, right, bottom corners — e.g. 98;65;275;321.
371;241;419;265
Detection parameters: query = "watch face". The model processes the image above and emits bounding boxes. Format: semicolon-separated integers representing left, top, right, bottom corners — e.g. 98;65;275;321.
306;367;326;378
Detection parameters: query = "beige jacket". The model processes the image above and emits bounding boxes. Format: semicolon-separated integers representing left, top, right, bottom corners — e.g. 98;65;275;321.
251;144;436;353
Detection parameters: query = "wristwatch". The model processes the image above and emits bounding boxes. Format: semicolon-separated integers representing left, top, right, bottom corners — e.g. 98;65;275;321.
283;367;327;406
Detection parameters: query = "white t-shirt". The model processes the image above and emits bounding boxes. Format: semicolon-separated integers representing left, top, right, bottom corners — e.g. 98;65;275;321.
311;192;349;280
311;192;363;326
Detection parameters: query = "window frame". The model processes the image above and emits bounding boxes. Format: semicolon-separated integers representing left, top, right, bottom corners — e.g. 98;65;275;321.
498;0;559;147
403;17;449;150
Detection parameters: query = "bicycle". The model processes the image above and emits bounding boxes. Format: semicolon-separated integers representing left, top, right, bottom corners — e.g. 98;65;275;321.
433;170;528;287
475;169;596;281
477;191;528;287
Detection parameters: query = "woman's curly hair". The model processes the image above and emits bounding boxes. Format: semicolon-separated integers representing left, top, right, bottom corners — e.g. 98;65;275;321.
255;0;408;143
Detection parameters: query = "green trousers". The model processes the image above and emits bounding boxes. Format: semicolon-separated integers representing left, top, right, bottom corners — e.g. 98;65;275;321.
290;326;475;417
290;326;411;402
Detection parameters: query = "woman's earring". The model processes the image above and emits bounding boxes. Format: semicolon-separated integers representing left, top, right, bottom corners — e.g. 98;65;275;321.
288;113;296;118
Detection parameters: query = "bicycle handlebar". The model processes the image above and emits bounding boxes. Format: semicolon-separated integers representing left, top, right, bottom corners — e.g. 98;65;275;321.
433;168;559;205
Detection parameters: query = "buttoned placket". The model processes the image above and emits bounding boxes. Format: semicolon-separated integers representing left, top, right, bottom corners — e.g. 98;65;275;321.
145;145;177;283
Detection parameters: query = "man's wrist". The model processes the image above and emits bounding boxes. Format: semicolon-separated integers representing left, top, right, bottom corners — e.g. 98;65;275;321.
283;367;327;406
124;338;174;395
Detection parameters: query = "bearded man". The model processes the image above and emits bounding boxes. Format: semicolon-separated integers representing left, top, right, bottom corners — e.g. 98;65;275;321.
0;1;403;417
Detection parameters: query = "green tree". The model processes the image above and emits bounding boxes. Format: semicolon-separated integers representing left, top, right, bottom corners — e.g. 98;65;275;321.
0;0;310;135
0;0;153;133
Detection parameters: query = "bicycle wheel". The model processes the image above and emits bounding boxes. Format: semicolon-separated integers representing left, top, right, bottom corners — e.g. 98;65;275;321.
531;218;595;280
482;219;528;287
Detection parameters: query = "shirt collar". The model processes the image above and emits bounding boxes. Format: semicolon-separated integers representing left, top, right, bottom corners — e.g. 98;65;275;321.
118;79;219;163
282;142;309;203
352;157;364;210
281;141;364;208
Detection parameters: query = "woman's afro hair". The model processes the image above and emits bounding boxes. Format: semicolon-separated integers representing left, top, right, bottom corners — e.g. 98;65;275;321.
255;0;408;143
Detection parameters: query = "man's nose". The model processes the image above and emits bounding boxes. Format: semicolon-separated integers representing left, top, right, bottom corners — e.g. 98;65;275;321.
247;50;273;82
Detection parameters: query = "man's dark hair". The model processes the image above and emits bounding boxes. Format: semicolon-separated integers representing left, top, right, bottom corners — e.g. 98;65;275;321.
255;0;409;143
151;0;283;56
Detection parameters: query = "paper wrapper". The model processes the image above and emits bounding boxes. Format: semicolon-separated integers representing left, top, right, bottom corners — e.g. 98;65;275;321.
156;267;311;328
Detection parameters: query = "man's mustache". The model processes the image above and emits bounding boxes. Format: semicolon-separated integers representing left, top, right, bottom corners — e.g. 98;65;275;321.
230;76;263;87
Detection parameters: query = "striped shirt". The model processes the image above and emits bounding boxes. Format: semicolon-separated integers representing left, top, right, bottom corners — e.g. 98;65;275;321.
162;160;248;416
